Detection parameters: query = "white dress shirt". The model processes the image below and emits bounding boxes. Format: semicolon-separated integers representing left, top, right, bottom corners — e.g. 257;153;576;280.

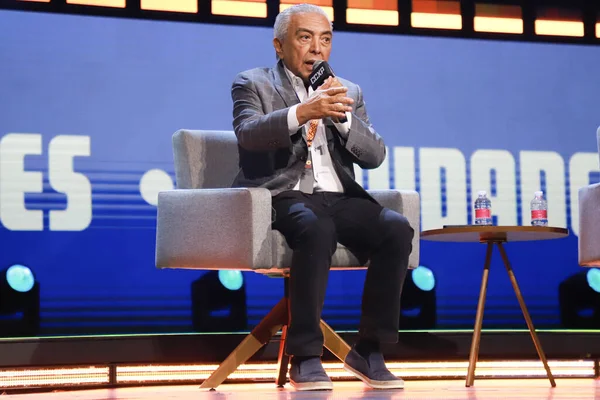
284;66;352;193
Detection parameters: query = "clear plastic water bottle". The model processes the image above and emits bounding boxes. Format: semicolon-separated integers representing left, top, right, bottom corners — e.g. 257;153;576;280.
474;190;492;225
531;191;548;226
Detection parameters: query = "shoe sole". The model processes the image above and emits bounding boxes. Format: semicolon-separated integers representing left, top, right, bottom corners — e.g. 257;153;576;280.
343;363;405;390
290;379;333;391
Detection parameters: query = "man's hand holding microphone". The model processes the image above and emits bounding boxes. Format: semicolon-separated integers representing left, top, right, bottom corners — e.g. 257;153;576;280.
296;61;353;126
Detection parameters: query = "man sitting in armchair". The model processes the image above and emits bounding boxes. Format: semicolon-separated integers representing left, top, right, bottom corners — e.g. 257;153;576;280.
230;3;414;391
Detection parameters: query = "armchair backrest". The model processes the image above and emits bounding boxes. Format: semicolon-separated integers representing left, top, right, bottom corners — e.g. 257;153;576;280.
172;130;239;189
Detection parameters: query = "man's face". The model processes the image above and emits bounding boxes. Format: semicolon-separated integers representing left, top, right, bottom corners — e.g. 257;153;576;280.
274;12;332;82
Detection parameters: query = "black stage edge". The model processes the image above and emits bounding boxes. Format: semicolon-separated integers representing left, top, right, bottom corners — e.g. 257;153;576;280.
1;330;599;368
1;1;599;47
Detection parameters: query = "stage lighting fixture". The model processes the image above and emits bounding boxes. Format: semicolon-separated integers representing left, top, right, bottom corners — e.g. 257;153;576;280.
218;270;244;291
0;264;40;337
586;269;600;293
191;270;247;332
400;265;437;330
559;269;600;329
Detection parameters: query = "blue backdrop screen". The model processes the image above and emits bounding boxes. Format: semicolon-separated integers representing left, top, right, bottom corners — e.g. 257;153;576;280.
0;10;599;335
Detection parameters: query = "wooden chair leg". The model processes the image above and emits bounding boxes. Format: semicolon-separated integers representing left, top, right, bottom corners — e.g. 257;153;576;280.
199;297;288;390
466;242;493;387
497;243;556;388
275;325;290;387
321;319;351;362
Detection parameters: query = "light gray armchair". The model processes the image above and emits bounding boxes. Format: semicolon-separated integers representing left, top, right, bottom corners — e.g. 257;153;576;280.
578;126;600;266
155;129;421;389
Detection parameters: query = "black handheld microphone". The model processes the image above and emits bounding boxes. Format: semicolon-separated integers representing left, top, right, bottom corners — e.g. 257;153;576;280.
309;60;335;90
308;61;347;123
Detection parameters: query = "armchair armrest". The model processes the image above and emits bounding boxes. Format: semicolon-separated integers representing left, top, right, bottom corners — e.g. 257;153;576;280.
155;188;273;270
368;189;420;269
579;183;600;266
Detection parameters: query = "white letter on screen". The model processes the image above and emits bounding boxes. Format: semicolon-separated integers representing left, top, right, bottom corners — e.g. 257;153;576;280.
367;146;390;190
519;151;566;227
419;148;467;231
48;135;92;231
394;147;416;191
470;150;517;226
0;133;43;231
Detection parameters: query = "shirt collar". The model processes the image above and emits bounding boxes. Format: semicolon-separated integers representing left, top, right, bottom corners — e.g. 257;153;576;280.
283;63;307;92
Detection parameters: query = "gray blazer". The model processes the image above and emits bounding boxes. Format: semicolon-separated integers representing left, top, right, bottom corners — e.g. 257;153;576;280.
230;60;386;201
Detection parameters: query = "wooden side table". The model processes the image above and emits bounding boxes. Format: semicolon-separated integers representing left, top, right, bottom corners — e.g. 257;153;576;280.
421;226;569;387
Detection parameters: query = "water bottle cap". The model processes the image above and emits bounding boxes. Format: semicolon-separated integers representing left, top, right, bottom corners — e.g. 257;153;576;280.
478;190;487;197
535;191;543;197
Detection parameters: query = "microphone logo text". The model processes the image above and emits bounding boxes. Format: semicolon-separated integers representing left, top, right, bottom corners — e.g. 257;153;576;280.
310;65;325;86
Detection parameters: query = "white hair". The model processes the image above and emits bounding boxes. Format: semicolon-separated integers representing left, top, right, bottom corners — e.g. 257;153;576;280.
274;4;333;54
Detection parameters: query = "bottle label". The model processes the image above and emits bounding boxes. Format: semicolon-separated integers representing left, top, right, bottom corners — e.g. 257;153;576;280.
475;209;491;219
532;210;547;220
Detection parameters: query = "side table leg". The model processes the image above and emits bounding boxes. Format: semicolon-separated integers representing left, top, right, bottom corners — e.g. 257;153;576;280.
466;242;494;387
496;243;556;388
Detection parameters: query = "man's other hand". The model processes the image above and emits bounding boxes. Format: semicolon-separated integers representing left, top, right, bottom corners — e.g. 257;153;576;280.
296;84;353;126
318;76;343;90
318;77;346;123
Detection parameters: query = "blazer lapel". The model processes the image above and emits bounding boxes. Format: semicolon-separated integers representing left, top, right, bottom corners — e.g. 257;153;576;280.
323;121;337;152
272;60;309;149
272;60;300;108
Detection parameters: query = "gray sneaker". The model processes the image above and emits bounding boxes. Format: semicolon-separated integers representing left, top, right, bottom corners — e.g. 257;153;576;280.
343;348;404;389
289;357;333;391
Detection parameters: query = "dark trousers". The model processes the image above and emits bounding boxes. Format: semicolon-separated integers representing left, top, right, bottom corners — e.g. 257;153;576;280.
271;190;414;357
